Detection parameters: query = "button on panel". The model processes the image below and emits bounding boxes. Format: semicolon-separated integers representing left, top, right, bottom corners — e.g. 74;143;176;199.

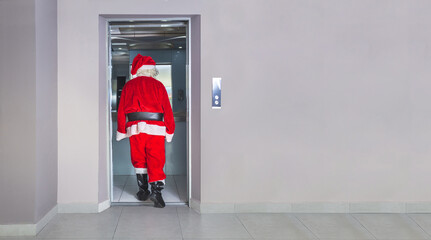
212;77;221;109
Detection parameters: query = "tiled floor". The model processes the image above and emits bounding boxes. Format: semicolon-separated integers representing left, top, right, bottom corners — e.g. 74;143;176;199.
4;206;431;239
113;175;187;203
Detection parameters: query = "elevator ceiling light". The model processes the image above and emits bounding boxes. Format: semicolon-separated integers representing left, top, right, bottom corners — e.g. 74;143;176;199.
111;23;186;28
109;27;121;35
109;21;187;50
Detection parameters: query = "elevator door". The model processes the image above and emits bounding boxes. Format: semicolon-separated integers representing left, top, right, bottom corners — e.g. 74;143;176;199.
109;20;188;205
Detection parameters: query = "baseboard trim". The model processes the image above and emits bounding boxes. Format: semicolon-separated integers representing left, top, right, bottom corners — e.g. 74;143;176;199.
98;199;111;212
58;203;97;213
35;205;58;234
0;205;58;237
292;202;349;213
349;202;406;213
189;198;201;213
192;202;431;213
58;200;112;213
406;202;431;213
235;203;292;213
201;203;235;213
0;224;35;237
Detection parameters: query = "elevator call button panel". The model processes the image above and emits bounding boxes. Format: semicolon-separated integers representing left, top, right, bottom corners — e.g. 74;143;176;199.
212;77;221;109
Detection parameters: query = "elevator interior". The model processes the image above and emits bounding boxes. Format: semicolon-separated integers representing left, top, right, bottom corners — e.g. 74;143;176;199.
109;20;188;204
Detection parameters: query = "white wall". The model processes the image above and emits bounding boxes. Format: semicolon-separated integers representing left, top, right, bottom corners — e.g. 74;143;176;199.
57;0;431;208
58;0;100;204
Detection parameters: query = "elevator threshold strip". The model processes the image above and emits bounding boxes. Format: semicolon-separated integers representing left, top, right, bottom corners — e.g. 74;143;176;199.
111;202;188;206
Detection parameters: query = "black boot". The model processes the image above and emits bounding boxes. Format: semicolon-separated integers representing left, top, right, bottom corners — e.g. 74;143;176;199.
149;181;165;208
136;174;150;201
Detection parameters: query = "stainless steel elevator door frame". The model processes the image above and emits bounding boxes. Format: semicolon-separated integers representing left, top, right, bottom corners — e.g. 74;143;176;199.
107;17;192;206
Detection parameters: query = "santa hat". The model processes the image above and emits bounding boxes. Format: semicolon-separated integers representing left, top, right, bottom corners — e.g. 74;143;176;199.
131;54;156;75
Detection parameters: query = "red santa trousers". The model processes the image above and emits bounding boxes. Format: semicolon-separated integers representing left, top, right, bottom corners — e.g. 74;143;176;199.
129;132;166;183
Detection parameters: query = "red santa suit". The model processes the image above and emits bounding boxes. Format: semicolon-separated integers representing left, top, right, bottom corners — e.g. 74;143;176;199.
116;55;175;184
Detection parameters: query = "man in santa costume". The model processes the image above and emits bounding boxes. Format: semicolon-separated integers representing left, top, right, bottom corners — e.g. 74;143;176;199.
116;54;175;208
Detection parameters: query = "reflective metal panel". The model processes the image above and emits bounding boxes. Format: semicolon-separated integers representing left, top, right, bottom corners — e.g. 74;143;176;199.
212;77;221;109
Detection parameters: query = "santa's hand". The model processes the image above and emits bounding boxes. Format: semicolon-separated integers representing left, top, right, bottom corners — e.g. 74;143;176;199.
166;133;174;142
116;131;127;141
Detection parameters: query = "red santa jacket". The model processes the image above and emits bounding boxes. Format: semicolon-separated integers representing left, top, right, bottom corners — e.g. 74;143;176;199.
116;76;175;142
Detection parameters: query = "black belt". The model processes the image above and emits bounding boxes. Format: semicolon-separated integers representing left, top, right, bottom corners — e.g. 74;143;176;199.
127;112;163;121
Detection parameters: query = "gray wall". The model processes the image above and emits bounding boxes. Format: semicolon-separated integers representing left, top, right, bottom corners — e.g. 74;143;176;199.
34;0;58;222
58;0;431;206
0;0;57;224
99;16;109;204
0;0;37;224
199;0;431;203
190;15;201;202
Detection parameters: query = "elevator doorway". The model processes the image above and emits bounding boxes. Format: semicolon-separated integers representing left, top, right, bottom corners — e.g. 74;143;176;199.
108;20;189;205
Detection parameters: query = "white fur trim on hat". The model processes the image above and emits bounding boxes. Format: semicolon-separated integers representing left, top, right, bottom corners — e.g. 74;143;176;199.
139;65;155;70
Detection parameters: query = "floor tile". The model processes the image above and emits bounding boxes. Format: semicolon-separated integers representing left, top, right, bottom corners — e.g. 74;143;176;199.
178;211;251;239
37;239;112;240
408;214;431;237
183;239;253;240
295;213;374;239
36;206;122;239
115;238;181;240
353;213;429;239
237;213;316;239
114;207;181;239
176;205;198;214
11;209;431;240
122;205;178;215
119;184;143;202
162;180;181;203
0;237;36;240
113;184;124;202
